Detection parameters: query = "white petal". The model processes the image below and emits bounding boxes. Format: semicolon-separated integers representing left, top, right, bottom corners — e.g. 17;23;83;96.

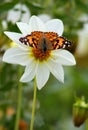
36;62;50;90
38;14;51;22
16;22;32;35
46;58;64;83
3;47;31;66
20;60;37;82
29;15;45;32
4;31;28;50
52;50;76;66
45;19;64;36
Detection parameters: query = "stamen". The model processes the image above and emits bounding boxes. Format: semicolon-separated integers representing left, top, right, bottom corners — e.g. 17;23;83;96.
32;48;51;61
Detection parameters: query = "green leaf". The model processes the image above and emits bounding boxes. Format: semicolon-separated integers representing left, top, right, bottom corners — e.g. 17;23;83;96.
24;1;44;15
0;0;19;13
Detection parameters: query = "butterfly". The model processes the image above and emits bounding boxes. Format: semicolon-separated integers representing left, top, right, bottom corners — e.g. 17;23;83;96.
19;31;72;53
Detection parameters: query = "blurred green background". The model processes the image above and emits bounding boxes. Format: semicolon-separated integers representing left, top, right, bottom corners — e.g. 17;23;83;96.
0;0;88;130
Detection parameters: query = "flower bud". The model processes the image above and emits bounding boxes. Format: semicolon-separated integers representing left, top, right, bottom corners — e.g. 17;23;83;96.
73;97;87;127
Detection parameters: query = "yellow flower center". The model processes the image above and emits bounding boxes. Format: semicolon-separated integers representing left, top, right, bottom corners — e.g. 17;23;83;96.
32;48;51;61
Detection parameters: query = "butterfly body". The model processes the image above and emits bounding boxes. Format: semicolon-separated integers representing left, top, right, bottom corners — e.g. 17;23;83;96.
39;36;48;52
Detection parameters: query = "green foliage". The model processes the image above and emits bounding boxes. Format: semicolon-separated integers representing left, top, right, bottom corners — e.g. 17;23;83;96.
24;1;44;15
0;63;18;91
0;0;19;13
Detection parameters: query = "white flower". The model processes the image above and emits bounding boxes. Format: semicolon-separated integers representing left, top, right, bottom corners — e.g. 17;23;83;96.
38;14;51;22
2;4;30;29
3;15;76;90
76;23;88;56
7;3;31;23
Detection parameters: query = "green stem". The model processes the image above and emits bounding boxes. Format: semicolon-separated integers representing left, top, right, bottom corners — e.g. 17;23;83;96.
86;119;88;130
14;66;22;130
30;78;37;130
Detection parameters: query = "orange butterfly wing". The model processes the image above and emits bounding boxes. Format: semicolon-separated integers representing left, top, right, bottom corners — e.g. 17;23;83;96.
19;31;72;50
44;32;72;49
